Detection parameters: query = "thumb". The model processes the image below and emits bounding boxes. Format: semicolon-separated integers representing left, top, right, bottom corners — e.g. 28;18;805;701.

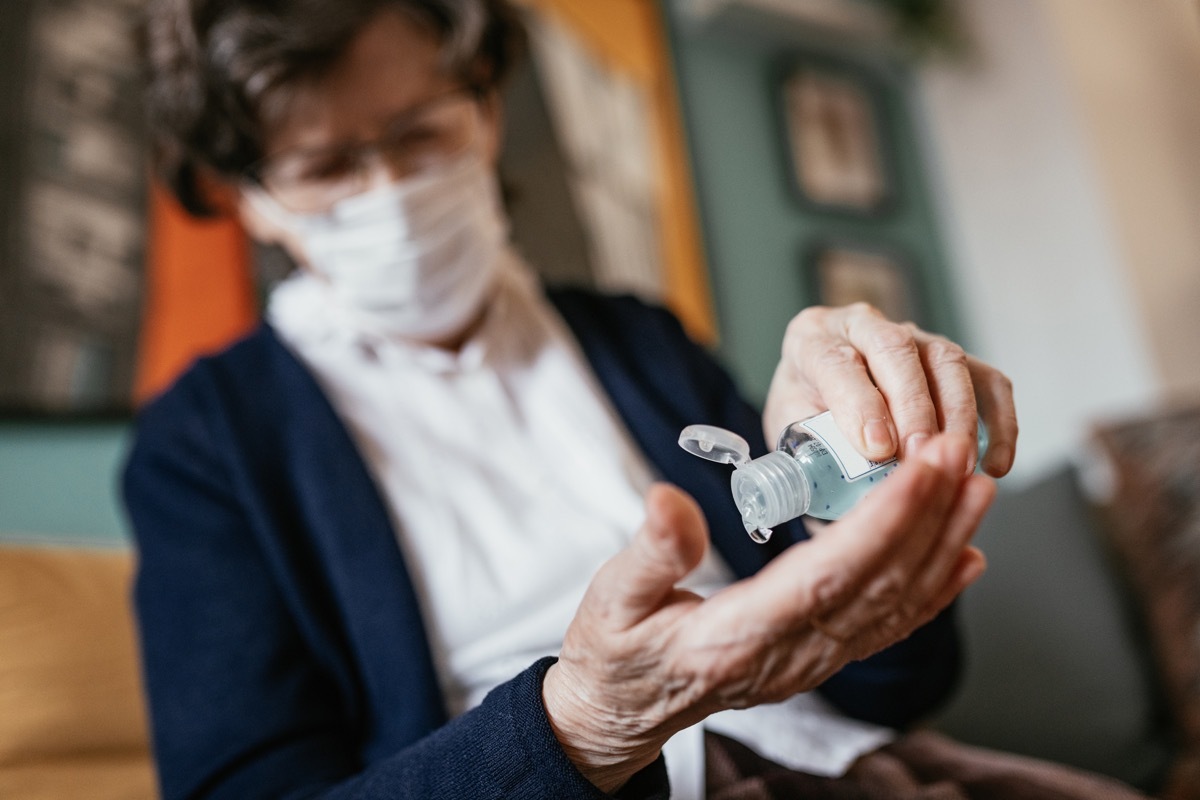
583;483;709;631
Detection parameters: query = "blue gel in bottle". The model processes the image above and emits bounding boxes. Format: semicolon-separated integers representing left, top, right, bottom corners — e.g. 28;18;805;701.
679;412;988;543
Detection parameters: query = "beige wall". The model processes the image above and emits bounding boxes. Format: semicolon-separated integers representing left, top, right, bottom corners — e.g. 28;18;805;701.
1043;0;1200;401
917;0;1200;481
917;0;1159;482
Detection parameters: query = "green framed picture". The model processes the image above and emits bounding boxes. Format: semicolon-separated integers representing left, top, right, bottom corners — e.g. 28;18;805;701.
779;62;893;216
806;242;924;325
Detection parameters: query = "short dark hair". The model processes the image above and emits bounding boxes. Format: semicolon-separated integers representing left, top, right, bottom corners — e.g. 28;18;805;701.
139;0;525;216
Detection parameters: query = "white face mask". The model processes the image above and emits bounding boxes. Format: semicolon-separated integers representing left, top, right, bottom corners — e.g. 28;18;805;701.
247;151;509;343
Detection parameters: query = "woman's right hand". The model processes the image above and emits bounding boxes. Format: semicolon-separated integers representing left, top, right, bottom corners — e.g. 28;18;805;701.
541;433;994;794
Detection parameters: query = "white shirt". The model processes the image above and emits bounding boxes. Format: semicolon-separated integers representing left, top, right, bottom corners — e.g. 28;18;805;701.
268;252;892;798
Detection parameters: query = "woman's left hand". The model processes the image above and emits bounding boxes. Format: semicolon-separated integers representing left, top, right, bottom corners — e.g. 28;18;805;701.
763;303;1018;477
543;435;993;793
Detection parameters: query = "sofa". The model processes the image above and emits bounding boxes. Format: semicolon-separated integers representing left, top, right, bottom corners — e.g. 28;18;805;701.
0;544;156;798
0;421;155;799
3;408;1198;799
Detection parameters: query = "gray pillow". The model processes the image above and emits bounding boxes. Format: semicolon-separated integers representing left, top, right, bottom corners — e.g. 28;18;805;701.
932;465;1173;791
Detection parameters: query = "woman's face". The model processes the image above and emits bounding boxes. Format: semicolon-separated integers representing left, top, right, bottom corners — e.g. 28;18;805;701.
239;7;502;250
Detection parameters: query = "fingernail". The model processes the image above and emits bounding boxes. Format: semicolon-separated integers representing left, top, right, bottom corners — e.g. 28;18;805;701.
944;435;970;473
962;556;987;585
864;419;893;454
918;434;967;472
919;436;947;468
985;444;1012;475
905;434;930;459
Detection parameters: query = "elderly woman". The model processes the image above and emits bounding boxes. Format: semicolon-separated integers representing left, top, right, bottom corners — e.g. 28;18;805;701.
126;1;1143;798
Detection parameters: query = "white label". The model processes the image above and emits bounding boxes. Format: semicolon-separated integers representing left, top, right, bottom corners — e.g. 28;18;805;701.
799;411;896;481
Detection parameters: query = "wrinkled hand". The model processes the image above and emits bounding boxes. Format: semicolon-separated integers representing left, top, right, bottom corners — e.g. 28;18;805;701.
763;303;1018;476
542;434;994;793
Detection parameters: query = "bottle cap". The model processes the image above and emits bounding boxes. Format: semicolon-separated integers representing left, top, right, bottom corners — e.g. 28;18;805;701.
731;451;810;542
677;425;751;467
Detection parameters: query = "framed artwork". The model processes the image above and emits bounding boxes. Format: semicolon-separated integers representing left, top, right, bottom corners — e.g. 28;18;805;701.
0;0;147;416
807;244;922;325
779;63;891;215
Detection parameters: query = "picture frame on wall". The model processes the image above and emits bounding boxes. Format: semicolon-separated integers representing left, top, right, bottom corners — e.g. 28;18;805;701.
0;0;147;417
807;243;922;325
779;62;891;215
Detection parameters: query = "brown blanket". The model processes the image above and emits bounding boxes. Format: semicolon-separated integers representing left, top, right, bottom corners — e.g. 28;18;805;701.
705;729;1151;800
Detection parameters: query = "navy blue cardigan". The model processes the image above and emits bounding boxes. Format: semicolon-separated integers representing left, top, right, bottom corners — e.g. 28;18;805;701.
124;289;960;800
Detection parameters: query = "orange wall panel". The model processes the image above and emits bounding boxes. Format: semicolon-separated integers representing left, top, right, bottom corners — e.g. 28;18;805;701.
134;184;257;405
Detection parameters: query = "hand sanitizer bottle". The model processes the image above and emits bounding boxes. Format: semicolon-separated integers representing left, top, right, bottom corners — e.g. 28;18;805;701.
679;411;988;543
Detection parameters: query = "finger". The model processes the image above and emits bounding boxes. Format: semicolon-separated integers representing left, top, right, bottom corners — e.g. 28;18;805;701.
763;545;988;700
722;440;950;633
969;357;1018;477
684;439;965;706
760;542;989;705
812;434;976;639
840;308;938;460
763;354;827;446
917;546;988;623
581;483;709;631
794;330;897;462
841;546;987;663
912;330;979;471
902;474;995;612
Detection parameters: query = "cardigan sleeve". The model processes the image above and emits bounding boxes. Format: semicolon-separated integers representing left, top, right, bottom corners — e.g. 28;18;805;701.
124;375;669;800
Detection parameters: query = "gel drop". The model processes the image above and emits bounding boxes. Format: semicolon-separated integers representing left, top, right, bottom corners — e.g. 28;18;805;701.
679;412;988;543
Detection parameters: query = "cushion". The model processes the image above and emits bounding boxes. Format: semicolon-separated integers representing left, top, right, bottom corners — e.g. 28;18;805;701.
932;465;1173;791
1087;404;1200;799
0;544;156;799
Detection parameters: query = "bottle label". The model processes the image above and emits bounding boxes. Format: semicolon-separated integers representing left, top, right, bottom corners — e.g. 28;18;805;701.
800;411;896;482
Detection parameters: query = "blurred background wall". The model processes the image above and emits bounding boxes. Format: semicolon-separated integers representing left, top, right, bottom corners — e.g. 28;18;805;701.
1;0;1198;532
667;0;1200;486
917;0;1200;484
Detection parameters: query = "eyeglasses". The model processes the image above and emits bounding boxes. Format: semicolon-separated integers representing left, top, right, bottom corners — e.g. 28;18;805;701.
246;88;486;214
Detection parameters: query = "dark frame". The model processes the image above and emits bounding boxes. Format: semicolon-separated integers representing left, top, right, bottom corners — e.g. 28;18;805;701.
804;241;925;326
775;57;896;217
0;0;147;418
